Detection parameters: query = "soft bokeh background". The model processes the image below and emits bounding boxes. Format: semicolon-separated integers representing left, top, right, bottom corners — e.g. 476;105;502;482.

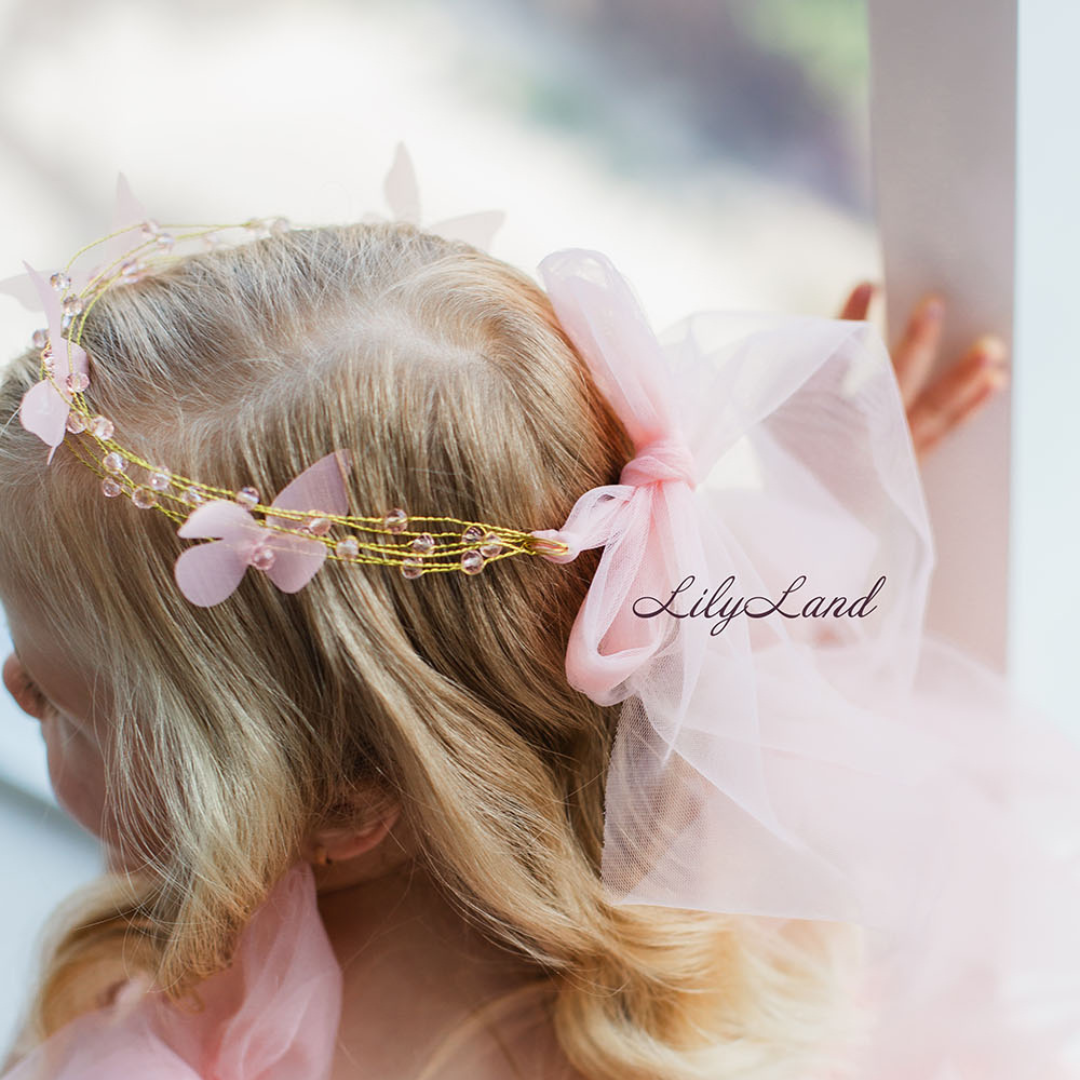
0;0;877;1048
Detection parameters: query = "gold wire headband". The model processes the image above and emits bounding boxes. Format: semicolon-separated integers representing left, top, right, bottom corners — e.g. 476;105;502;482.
12;208;569;604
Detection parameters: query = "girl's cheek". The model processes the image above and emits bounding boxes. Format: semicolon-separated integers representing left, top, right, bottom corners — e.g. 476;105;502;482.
42;715;109;840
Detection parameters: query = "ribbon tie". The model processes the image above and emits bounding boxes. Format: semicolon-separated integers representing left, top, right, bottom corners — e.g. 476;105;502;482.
618;436;697;489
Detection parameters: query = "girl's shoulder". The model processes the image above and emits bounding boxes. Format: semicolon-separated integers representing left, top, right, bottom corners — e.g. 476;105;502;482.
409;979;586;1080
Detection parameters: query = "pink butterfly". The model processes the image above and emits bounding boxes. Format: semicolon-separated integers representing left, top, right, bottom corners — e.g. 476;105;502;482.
18;263;91;462
174;450;353;607
382;141;505;251
1;173;149;310
15;174;151;462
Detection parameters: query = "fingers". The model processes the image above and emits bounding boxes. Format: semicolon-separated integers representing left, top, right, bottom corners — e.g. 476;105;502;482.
838;281;875;321
909;334;1009;461
893;294;946;409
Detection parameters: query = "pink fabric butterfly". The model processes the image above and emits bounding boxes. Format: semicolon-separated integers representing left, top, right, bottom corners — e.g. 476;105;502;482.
383;140;505;251
1;173;149;310
175;450;353;607
14;174;151;462
18;263;91;463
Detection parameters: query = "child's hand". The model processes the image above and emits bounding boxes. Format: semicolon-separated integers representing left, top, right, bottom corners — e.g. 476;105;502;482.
837;282;1010;462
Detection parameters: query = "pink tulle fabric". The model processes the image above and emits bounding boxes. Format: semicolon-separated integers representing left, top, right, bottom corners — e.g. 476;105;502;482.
529;248;1080;1077
1;862;342;1080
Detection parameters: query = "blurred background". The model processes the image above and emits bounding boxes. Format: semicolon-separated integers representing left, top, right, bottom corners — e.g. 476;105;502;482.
0;0;878;1049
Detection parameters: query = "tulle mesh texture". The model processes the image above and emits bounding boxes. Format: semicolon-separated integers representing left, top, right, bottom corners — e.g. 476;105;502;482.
530;248;1080;1078
1;862;342;1080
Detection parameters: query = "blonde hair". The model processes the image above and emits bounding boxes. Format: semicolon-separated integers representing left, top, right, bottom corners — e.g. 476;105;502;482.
0;221;868;1078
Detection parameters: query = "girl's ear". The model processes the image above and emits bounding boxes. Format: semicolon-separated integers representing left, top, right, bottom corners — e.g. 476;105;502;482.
307;802;403;865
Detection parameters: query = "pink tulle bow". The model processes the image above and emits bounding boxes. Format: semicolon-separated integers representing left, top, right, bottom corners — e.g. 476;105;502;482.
528;247;1080;1077
175;450;352;607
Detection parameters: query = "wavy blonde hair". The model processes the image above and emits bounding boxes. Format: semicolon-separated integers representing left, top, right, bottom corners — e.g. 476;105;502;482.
0;221;868;1079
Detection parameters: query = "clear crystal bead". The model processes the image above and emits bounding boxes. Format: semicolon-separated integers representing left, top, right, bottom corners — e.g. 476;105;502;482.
154;232;175;250
149;471;171;491
461;525;484;545
461;550;485;575
269;217;291;235
41;351;55;375
182;486;204;506
249;543;276;571
50;272;71;291
383;508;408;533
335;537;360;560
90;415;115;439
62;295;84;317
401;557;425;579
31;329;47;350
202;234;221;252
479;532;503;558
410;533;435;554
66;371;90;393
121;258;144;281
101;476;122;498
236;487;260;508
103;451;126;474
141;219;162;238
132;487;157;509
61;312;74;331
306;516;331;536
65;412;87;434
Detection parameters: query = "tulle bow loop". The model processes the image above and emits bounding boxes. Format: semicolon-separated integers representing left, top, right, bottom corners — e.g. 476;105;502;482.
530;249;716;728
618;435;698;489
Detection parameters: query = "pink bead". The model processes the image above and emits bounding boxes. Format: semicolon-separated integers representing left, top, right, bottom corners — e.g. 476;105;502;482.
149;471;171;491
65;413;87;434
101;476;122;498
182;486;204;506
479;532;503;558
461;525;483;545
249;543;276;571
31;329;47;350
401;557;424;579
49;272;71;291
383;508;408;533
410;533;435;554
236;487;260;508
103;452;126;474
335;537;360;559
90;415;115;439
66;371;90;393
461;550;485;575
132;488;157;509
306;516;332;536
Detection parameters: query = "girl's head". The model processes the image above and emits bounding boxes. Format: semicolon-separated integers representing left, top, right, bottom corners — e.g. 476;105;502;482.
0;221;863;1078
